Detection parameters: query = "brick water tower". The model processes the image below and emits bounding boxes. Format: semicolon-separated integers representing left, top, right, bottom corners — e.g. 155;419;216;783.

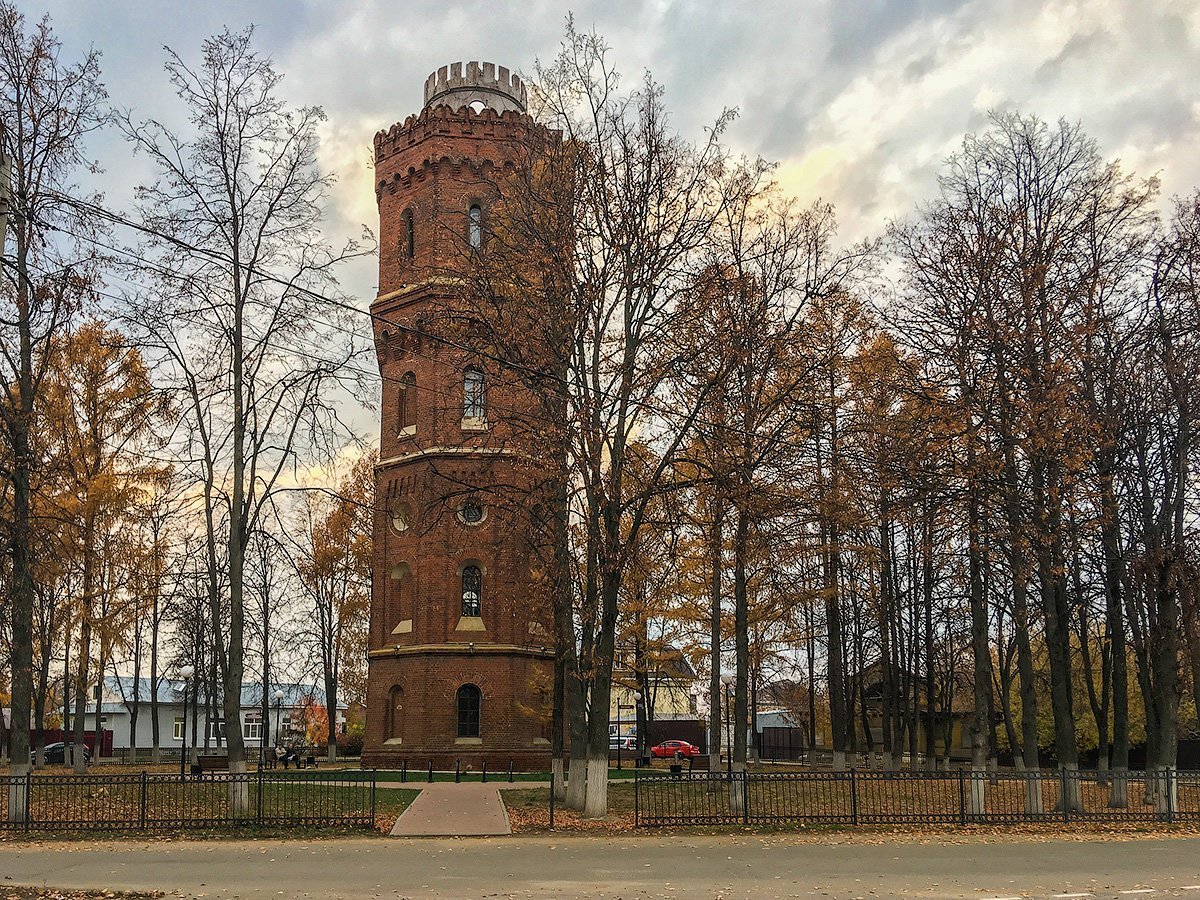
361;62;555;770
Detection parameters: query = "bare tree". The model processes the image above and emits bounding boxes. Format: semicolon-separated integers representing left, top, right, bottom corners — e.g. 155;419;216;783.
119;27;366;803
0;4;105;817
527;23;770;816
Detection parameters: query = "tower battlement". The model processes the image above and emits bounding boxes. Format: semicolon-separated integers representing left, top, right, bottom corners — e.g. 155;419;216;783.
424;61;527;114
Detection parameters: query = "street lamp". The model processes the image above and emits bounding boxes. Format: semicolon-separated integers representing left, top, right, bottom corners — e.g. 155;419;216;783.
615;702;632;770
178;665;194;779
721;673;734;780
633;691;644;767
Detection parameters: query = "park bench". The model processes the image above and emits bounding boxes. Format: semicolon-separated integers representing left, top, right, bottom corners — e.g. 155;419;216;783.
194;754;229;774
688;754;712;772
267;750;318;770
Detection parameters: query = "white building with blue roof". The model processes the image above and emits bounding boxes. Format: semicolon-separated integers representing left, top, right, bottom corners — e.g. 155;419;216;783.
70;676;347;753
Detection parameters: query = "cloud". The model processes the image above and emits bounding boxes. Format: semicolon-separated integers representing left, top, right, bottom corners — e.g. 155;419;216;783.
27;0;1200;449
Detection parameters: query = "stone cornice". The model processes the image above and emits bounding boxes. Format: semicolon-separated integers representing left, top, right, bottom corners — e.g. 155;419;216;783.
376;446;529;469
368;643;553;660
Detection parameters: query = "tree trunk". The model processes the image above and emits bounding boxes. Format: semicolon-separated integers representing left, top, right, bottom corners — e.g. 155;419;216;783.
708;494;725;785
731;500;750;815
966;449;991;816
583;536;623;818
72;530;95;775
150;591;161;765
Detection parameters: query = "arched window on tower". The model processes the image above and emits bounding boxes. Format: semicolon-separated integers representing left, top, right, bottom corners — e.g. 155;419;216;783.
456;684;481;738
386;685;404;743
461;564;482;617
468;203;483;249
398;371;416;432
463;367;485;420
402;208;415;261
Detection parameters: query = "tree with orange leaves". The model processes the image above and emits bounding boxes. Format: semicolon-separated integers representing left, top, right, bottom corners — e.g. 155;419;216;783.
294;450;374;761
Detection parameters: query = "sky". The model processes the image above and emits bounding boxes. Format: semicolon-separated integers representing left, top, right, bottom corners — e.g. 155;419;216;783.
30;0;1200;445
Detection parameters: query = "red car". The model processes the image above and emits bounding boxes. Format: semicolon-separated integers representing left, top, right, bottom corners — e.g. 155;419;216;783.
650;740;701;759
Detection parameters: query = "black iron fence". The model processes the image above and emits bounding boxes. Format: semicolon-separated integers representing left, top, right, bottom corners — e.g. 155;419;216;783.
634;769;1200;827
0;770;376;831
84;744;349;766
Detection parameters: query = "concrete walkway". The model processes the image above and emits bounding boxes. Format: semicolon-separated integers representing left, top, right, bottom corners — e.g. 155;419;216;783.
389;781;513;836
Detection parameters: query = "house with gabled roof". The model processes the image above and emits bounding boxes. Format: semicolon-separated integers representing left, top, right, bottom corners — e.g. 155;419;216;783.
70;676;347;753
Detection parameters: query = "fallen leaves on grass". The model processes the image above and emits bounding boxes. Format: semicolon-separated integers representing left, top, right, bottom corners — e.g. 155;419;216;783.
507;804;635;833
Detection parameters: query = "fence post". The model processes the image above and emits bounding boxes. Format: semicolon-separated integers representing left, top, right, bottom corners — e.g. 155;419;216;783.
482;759;487;783
24;771;32;832
401;761;407;784
256;761;264;824
549;770;555;831
850;769;858;827
140;771;148;829
957;768;966;825
633;767;638;828
741;770;749;826
455;759;461;783
1168;768;1176;824
428;760;433;783
508;760;513;783
371;769;378;829
1060;767;1069;824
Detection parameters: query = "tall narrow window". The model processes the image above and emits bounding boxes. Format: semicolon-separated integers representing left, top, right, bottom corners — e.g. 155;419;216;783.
468;203;483;249
402;208;415;260
461;564;482;617
398;371;416;431
386;685;404;742
456;684;481;738
463;367;485;420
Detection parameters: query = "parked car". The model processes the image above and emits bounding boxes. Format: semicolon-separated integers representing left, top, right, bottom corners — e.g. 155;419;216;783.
35;742;91;765
651;740;701;759
609;734;636;751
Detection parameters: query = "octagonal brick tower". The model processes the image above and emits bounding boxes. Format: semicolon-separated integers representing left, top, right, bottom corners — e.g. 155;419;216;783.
361;62;555;771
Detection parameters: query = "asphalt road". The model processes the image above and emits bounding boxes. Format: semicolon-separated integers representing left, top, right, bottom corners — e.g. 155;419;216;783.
2;833;1200;899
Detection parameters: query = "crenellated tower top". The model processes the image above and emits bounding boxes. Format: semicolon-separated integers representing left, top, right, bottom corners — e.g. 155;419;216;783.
423;61;527;114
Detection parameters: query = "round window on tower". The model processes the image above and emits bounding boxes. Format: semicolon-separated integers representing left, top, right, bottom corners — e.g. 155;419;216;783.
391;501;413;534
457;499;486;527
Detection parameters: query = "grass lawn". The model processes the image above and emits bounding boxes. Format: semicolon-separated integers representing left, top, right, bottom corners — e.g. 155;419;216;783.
0;774;418;840
503;782;638;833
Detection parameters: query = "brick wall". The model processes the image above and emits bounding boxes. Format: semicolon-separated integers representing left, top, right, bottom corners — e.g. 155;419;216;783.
363;101;554;770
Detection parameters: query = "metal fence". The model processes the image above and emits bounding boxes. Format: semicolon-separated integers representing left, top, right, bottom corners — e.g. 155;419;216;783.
0;770;376;831
85;745;354;766
634;769;1200;827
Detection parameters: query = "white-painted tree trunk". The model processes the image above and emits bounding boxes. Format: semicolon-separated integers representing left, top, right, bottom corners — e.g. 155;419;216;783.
583;754;608;818
729;761;746;816
831;750;846;771
1057;762;1082;814
1024;771;1044;816
967;771;986;818
1108;768;1129;808
566;754;587;810
6;763;28;824
229;757;251;817
1152;766;1175;819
